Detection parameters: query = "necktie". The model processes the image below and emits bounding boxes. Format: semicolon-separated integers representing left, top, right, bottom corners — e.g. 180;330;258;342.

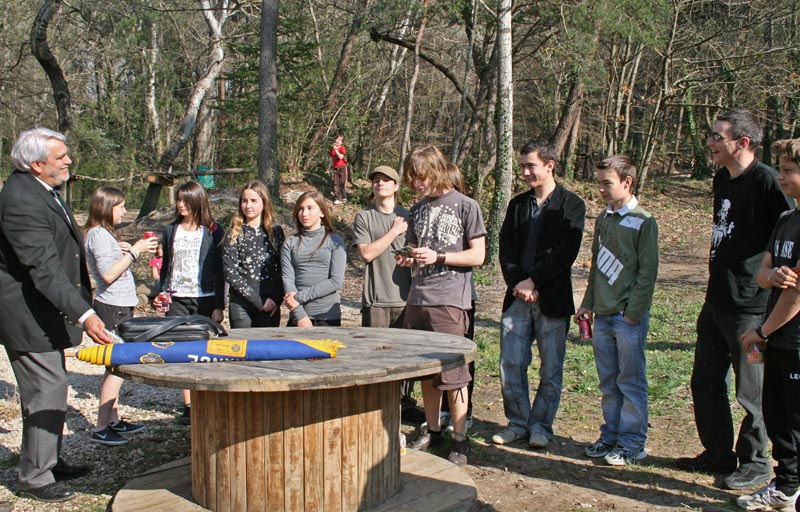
50;188;72;225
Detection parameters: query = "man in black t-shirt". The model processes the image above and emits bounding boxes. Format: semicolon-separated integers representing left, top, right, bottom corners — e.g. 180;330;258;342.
677;111;794;490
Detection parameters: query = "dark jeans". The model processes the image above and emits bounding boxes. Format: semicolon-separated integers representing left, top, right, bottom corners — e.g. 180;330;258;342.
167;296;215;318
763;346;800;494
286;317;341;327
690;305;769;471
228;299;280;328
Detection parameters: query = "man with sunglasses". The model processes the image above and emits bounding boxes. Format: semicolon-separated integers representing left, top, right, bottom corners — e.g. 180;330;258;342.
677;110;794;491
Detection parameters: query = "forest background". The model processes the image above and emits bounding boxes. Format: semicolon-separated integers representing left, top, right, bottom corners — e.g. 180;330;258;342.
2;0;800;261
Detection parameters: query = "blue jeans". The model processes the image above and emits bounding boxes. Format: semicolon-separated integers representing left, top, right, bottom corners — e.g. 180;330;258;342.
499;298;568;439
592;312;650;451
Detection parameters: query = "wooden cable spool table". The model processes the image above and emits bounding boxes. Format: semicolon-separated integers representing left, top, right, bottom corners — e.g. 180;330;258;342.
111;326;477;512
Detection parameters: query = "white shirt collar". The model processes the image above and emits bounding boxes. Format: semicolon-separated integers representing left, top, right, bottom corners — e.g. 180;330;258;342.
605;196;638;217
33;175;55;192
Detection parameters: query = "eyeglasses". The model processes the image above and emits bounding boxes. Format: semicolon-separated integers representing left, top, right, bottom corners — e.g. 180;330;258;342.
709;133;741;142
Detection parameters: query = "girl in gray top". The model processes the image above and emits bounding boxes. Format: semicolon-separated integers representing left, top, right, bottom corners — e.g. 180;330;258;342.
84;187;157;445
282;191;346;327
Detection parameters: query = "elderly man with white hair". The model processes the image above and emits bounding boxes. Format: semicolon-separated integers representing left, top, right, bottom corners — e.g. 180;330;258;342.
0;128;112;502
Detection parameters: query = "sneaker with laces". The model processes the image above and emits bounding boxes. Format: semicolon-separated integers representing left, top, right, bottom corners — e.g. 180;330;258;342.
109;419;145;435
584;439;615;458
736;481;800;511
90;427;128;446
605;446;647;466
491;428;526;445
448;439;470;466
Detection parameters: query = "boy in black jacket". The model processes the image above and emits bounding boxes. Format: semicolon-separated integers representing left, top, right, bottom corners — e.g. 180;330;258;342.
491;139;586;449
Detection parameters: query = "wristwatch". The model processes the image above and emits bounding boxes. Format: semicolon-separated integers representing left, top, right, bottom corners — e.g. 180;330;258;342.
755;325;769;341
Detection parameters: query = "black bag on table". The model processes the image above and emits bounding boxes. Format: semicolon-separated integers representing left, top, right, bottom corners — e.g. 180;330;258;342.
117;315;227;343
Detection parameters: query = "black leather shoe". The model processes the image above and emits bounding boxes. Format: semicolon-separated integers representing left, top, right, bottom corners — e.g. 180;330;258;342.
722;466;772;490
675;451;737;474
18;482;74;502
52;460;91;481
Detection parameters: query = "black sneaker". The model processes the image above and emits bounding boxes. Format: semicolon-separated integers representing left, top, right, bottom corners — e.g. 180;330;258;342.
722;466;772;490
109;419;145;434
675;451;737;474
179;405;191;426
448;439;470;466
90;427;128;446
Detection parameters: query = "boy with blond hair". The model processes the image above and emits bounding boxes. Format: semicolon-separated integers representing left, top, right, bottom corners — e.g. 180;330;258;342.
399;145;486;466
576;155;659;466
736;139;800;511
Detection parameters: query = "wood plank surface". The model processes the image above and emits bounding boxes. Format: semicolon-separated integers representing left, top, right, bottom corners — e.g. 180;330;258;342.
340;386;360;511
112;450;475;512
265;393;285;510
228;392;246;512
303;389;324;510
213;393;231;512
322;388;343;512
243;393;266;511
284;391;304;511
114;327;476;392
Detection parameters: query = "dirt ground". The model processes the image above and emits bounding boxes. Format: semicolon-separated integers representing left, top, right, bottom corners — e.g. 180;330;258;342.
0;177;751;512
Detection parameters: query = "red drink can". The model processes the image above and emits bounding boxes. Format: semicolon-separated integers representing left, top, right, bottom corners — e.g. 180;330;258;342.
747;342;765;364
579;318;592;340
143;231;157;239
157;292;171;312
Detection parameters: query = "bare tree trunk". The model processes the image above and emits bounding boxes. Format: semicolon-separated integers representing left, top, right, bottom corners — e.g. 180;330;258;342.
140;0;231;219
486;0;513;267
144;21;163;156
303;0;369;171
194;84;219;170
552;78;583;158
307;0;328;85
637;0;680;196
452;0;477;163
399;0;429;168
622;47;642;149
563;105;582;180
259;0;279;194
31;0;70;134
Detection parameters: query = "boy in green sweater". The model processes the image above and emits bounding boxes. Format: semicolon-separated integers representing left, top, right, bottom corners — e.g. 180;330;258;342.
575;155;659;466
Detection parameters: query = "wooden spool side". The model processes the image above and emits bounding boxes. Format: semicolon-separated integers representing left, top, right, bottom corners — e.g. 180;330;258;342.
191;382;400;511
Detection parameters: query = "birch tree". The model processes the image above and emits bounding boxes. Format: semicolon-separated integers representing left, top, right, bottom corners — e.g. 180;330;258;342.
486;0;513;265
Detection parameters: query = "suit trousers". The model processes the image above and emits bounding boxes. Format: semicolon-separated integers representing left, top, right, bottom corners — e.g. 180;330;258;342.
5;347;69;490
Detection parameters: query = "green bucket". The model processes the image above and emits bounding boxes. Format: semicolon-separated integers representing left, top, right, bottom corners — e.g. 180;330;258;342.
197;165;215;189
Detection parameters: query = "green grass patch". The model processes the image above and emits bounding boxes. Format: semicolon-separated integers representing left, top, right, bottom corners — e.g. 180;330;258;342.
473;283;705;420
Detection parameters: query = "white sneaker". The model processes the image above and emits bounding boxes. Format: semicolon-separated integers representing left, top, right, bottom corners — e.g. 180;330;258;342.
737;481;800;511
491;428;526;445
584;439;614;458
604;446;647;465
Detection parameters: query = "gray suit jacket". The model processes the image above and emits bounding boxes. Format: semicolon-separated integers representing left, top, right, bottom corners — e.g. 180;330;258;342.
0;170;92;352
